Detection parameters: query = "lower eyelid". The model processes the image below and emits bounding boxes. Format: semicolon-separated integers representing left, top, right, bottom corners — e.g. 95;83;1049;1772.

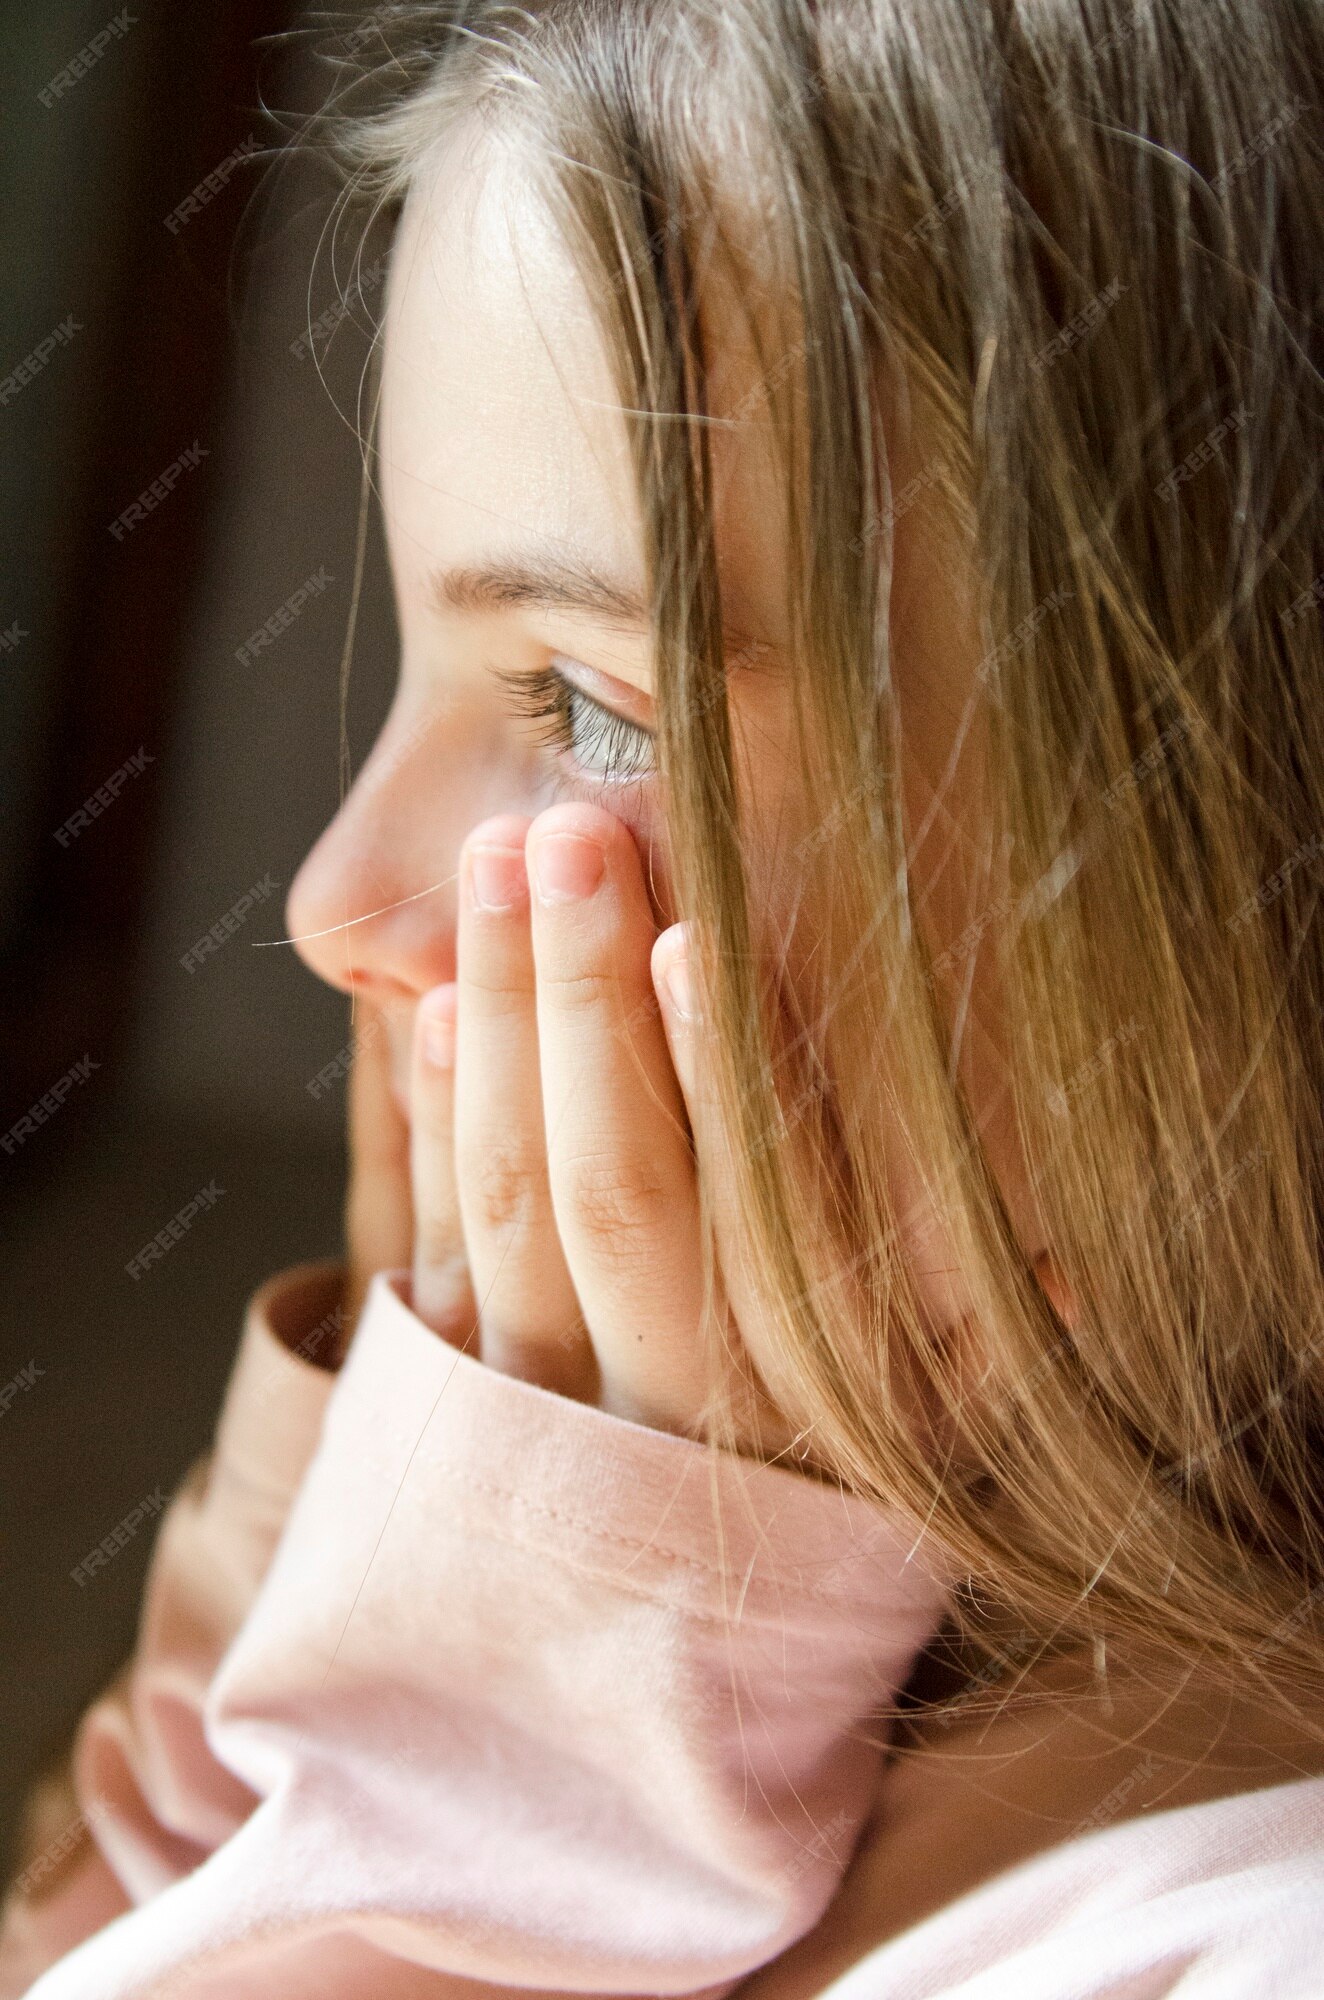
547;757;653;820
566;692;654;775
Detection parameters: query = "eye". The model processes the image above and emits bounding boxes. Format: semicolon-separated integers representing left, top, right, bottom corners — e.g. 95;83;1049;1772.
493;658;655;785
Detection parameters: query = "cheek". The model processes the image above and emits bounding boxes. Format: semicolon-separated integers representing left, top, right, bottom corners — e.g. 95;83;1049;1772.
743;771;820;967
645;705;812;970
596;785;677;931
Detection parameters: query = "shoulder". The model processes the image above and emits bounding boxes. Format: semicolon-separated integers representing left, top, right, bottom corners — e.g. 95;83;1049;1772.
748;1769;1324;2000
832;1774;1324;1998
744;1643;1324;2000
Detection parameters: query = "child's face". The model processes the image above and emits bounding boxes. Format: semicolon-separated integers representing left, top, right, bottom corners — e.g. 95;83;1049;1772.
287;113;1048;1327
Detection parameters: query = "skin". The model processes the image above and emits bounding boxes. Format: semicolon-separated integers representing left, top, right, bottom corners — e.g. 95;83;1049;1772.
287;111;1058;1438
283;111;1324;1972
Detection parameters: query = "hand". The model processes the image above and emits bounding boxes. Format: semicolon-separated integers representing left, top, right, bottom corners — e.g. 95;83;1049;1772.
405;802;808;1459
342;994;416;1355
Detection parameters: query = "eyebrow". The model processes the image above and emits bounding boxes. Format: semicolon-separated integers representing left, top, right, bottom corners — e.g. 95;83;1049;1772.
427;548;651;632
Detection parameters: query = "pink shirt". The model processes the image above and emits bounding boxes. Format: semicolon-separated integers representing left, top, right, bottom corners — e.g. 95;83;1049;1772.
3;1261;1322;1998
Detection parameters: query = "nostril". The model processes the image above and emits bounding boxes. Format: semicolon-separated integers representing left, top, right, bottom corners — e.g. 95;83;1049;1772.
339;970;418;1002
284;845;460;996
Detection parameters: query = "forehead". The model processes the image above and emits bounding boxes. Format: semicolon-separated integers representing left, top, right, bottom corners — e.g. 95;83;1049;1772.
379;116;645;612
377;112;791;651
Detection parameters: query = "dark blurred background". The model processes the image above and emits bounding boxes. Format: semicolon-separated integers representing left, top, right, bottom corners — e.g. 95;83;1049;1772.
0;3;399;1868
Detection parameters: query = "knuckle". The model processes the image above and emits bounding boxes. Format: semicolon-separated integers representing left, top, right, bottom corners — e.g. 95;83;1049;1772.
414;1240;469;1296
538;962;623;1017
461;958;532;1010
558;1148;671;1250
462;1139;546;1235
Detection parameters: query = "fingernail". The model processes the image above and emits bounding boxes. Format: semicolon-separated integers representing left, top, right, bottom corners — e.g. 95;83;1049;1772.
422;985;457;1068
469;845;526;912
532;832;605;904
663;946;696;1021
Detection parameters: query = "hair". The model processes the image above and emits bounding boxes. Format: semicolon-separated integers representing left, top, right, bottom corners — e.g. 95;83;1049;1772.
297;0;1324;1739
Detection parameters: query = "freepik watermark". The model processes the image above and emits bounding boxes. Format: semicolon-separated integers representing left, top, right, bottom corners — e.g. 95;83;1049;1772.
1226;833;1324;935
1029;277;1128;375
1154;404;1249;502
1211;94;1310;197
251;1303;349;1407
9;1799;114;1900
1246;1579;1324;1666
1096;713;1193;815
181;873;280;973
925;848;1081;992
905;157;1001;246
847;458;947;558
53;744;153;846
974;585;1075;698
928;888;1021;982
1283;571;1324;631
1084;5;1148;66
38;10;134;107
0;1056;99;1155
781;1810;856;1888
339;692;469;802
164;135;259;234
0;1361;43;1418
1073;1751;1162;1836
291;255;391;360
334;9;391;59
1044;1018;1144;1120
816;1516;914;1597
1124;1383;1287;1544
1172;1142;1269;1241
307;1009;387;1101
282;1300;348;1369
108;440;208;540
0;315;82;406
746;1076;830;1165
234;568;334;665
726;332;823;425
793;779;887;866
71;1488;168;1587
0;619;28;653
931;1629;1043;1729
1047;12;1146;113
125;1180;224;1281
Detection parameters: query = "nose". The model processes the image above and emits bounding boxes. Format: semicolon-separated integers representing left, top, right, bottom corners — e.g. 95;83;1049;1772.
285;698;533;1001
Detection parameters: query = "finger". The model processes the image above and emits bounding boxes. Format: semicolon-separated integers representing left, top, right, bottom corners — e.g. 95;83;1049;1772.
526;804;712;1435
651;922;853;1467
453;813;591;1396
345;1000;413;1337
657;926;1019;1475
409;982;479;1342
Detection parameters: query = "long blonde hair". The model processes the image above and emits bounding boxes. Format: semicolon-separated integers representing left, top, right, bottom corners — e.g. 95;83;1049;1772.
309;0;1324;1734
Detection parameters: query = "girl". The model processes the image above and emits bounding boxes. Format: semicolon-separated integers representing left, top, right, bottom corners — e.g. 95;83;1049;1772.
5;0;1324;1992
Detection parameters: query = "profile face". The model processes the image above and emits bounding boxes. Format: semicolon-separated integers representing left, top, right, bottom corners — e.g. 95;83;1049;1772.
286;109;1049;1345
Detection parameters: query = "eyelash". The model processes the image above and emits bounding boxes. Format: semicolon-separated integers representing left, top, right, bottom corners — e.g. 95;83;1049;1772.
493;660;656;787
